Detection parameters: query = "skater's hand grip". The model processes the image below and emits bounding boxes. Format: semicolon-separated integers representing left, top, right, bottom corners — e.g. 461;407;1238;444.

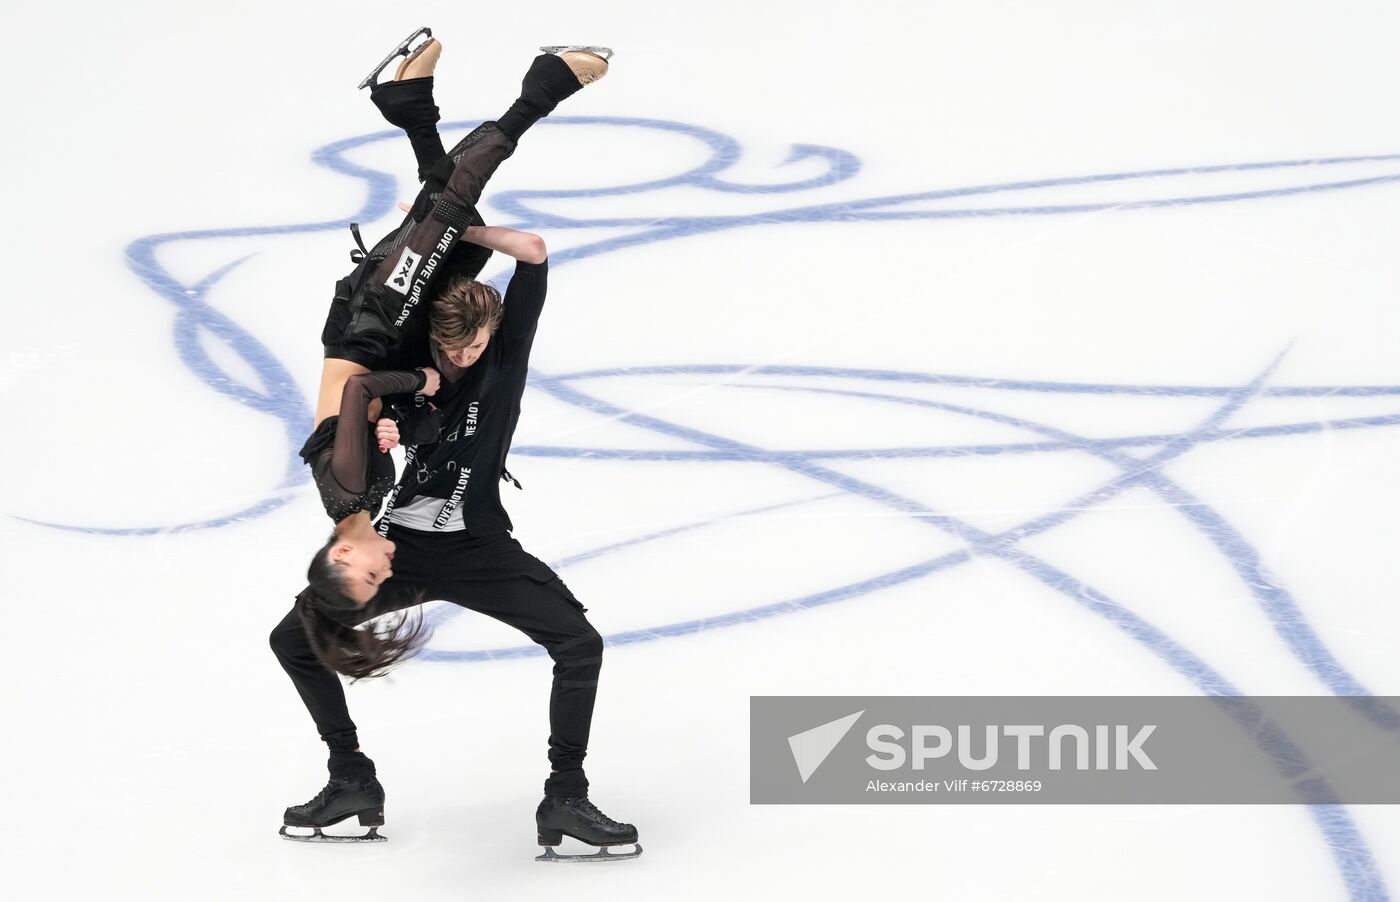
375;418;400;453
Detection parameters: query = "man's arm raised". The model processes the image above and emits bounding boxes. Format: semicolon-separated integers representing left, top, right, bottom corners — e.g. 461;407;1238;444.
461;225;547;264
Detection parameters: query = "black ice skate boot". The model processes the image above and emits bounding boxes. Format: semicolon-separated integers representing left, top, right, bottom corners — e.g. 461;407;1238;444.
368;33;445;185
535;796;642;862
280;775;387;843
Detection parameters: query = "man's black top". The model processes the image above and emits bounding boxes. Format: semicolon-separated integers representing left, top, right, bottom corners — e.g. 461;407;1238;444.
381;259;548;536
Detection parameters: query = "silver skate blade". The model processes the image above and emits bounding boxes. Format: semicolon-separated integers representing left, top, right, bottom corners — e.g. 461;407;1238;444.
359;27;435;90
280;825;387;843
535;842;642;862
539;45;614;61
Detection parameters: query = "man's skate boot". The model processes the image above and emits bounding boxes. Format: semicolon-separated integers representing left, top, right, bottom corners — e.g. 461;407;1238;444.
535;795;642;862
280;775;387;843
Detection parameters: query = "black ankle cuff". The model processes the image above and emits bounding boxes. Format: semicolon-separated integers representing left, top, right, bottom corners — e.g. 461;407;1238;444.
543;768;589;798
329;750;377;778
323;730;361;753
523;53;583;106
371;77;441;130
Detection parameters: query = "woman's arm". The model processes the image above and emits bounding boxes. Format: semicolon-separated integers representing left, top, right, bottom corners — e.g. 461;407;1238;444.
315;361;441;427
329;369;437;493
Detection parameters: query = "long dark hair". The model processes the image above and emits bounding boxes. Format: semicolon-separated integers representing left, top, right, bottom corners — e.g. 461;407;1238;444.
295;532;429;681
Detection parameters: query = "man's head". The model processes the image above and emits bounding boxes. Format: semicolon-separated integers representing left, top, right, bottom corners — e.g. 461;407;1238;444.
431;275;504;368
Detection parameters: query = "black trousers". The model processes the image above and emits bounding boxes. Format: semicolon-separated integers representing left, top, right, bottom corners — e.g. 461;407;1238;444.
269;525;603;798
372;52;580;186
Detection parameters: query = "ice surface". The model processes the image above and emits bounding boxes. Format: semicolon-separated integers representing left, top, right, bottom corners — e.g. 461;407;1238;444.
4;1;1400;900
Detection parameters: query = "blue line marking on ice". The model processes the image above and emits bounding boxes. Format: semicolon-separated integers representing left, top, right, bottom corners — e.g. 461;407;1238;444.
417;491;844;630
25;118;1400;900
444;352;1390;899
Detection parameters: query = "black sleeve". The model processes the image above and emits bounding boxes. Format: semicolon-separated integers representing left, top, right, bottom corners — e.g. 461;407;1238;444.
495;259;549;362
331;370;426;494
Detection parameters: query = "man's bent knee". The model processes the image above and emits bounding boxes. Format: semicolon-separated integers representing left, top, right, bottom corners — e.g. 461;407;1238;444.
550;627;603;669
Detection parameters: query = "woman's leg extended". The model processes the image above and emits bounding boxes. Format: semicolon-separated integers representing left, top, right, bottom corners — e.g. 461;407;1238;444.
374;79;446;180
415;50;601;218
435;48;607;173
370;37;447;180
372;44;608;190
493;52;593;143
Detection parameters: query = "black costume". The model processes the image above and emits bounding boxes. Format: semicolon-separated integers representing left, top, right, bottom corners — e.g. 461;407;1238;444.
319;53;585;373
298;369;436;522
298;51;582;529
273;55;607;801
273;255;601;798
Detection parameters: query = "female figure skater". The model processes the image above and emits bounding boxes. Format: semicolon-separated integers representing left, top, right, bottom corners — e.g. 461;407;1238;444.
271;31;641;862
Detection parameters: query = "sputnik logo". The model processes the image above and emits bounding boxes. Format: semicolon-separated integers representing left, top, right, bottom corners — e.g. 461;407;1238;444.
787;710;864;783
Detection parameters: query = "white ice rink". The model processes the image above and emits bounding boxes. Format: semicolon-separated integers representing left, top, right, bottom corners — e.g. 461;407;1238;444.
5;1;1400;899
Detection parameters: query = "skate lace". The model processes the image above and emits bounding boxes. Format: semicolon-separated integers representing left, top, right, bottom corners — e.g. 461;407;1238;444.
299;778;350;809
302;784;334;808
576;798;623;828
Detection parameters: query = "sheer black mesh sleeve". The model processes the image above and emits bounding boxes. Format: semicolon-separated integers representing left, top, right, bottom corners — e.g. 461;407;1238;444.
330;370;426;495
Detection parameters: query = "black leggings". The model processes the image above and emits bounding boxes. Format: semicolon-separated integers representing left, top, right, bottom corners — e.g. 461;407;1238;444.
322;53;583;369
371;53;583;182
269;526;603;798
